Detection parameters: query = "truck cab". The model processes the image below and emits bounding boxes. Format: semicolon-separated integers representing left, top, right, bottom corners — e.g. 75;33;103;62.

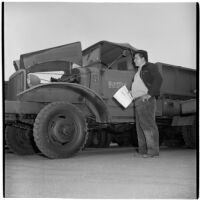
82;41;138;122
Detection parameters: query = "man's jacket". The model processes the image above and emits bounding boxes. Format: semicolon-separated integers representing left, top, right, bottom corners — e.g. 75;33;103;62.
138;62;163;98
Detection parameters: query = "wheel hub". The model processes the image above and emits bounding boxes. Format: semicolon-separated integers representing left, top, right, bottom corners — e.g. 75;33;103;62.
50;118;75;144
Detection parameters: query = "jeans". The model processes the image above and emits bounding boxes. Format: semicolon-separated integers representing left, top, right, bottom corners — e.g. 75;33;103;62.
134;97;159;155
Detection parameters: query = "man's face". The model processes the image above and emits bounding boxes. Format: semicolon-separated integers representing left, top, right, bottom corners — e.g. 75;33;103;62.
134;53;145;67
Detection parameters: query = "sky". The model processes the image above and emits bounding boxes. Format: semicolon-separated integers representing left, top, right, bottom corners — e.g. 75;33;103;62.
4;2;197;80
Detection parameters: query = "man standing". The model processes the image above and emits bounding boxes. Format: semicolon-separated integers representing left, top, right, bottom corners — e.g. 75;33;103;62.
131;50;163;158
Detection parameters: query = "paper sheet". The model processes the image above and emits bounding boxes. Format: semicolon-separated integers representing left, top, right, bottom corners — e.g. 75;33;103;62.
113;85;133;108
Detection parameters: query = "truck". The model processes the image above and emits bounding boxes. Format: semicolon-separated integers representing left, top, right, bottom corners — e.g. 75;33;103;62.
4;41;196;158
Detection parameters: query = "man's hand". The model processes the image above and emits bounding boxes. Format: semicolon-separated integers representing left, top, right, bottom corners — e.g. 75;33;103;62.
141;94;151;102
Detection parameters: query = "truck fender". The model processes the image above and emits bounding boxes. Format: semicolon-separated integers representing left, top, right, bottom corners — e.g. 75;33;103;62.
17;83;110;123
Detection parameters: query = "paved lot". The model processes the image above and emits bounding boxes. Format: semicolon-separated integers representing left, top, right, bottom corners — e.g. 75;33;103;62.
4;146;197;198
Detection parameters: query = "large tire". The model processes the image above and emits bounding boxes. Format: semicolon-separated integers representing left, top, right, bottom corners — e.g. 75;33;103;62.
182;124;196;148
33;102;88;159
5;124;37;155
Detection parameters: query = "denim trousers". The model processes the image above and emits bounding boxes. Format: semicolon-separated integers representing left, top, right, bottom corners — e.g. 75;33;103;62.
134;97;159;155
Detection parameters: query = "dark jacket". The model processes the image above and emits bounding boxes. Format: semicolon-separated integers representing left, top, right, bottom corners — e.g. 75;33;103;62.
139;62;163;98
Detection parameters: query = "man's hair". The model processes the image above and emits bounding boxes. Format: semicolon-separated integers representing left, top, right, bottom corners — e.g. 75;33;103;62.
134;50;148;62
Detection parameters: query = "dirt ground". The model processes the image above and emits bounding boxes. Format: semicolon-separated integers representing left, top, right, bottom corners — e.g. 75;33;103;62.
4;146;197;198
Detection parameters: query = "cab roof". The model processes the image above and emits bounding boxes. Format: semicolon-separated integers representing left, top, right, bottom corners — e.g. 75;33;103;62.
82;40;139;55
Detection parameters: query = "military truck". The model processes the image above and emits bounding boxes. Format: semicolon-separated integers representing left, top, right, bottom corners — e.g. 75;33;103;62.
4;41;196;158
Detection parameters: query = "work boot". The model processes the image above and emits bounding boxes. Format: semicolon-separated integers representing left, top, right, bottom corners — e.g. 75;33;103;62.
134;152;148;157
136;148;147;154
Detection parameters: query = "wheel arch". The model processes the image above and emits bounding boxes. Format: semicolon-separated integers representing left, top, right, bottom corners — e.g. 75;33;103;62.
17;83;110;123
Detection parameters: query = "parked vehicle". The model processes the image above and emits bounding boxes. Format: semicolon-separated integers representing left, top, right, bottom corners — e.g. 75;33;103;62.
4;41;196;158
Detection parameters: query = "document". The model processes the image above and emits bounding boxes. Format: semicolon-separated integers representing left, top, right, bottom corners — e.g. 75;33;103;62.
113;85;133;108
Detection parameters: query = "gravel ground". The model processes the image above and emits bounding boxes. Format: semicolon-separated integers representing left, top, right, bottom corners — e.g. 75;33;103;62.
4;146;197;198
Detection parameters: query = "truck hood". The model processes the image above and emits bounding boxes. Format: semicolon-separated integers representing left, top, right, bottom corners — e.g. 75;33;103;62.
19;42;82;72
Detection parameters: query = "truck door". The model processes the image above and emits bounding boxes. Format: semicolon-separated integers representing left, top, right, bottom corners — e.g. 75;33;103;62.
100;56;137;123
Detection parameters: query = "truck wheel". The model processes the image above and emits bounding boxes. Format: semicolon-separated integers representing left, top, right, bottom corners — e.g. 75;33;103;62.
5;124;37;155
182;124;196;148
33;102;88;159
